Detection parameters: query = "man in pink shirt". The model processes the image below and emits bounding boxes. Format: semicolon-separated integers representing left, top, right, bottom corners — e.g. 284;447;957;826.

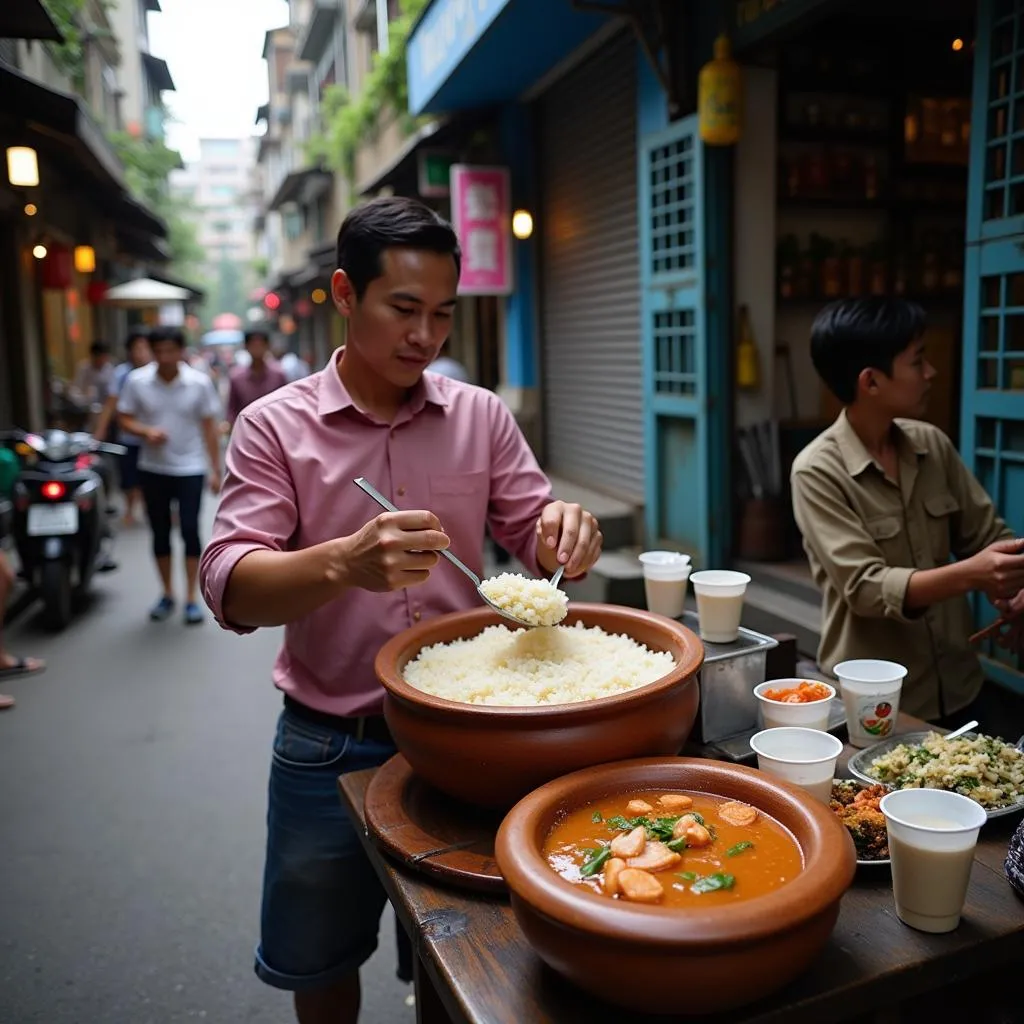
200;196;603;1024
225;328;288;425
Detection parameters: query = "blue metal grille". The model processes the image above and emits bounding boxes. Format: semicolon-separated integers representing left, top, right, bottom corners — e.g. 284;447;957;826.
978;272;1024;388
653;310;697;395
649;135;695;275
983;0;1024;220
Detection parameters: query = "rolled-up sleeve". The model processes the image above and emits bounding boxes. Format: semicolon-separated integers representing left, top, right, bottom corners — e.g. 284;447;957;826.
792;466;915;622
199;410;298;633
485;395;551;575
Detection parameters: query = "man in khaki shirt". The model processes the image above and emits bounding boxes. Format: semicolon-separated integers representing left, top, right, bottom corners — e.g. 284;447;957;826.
792;298;1024;722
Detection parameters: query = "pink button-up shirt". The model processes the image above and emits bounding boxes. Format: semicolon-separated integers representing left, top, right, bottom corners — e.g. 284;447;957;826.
200;350;552;717
226;360;289;423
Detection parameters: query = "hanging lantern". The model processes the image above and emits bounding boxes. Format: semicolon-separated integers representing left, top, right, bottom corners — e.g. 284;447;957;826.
6;146;39;187
74;245;96;274
39;244;72;289
698;35;742;146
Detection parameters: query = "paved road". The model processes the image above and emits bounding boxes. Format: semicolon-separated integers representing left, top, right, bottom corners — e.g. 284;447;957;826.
0;508;412;1024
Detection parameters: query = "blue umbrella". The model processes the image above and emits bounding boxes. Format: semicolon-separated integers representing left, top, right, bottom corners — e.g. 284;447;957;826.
202;328;245;347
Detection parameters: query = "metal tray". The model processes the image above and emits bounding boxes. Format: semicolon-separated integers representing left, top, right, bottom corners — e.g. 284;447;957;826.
848;731;1024;821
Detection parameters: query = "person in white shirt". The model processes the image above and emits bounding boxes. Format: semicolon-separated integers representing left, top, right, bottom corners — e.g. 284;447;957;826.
117;329;223;625
429;340;470;383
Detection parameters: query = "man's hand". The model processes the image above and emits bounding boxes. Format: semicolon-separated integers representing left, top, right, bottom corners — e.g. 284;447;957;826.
147;427;169;446
337;511;450;592
209;470;222;496
536;501;603;578
966;538;1024;600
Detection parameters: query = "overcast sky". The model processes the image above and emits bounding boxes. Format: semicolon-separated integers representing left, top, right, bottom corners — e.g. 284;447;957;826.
147;0;289;163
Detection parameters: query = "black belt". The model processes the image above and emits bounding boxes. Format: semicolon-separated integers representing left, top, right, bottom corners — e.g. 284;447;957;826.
283;694;393;745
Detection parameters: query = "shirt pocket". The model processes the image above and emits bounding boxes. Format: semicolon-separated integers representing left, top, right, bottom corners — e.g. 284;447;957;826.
430;470;490;528
924;492;959;564
865;514;903;561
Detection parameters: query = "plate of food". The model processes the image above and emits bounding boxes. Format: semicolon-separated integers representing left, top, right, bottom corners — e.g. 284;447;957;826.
847;730;1024;820
829;779;891;866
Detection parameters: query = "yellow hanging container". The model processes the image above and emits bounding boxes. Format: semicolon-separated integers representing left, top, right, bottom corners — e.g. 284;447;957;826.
736;304;760;391
699;34;742;146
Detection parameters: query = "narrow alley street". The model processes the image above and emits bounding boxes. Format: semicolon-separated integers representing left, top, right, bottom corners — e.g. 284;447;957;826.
0;508;411;1024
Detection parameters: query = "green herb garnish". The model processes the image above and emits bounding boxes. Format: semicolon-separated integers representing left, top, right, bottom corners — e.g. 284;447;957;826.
676;871;697;882
690;872;735;894
592;810;603;823
580;845;612;877
605;812;700;841
726;841;754;857
666;837;688;852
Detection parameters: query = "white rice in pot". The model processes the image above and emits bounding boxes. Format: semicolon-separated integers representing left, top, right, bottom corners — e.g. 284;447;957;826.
402;621;676;706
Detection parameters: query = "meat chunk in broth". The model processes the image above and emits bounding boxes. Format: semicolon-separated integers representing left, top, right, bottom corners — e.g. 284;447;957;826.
720;801;758;827
618;867;664;903
626;840;682;873
610;825;647;859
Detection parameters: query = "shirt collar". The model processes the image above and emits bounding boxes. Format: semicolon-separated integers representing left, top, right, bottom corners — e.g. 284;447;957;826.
316;348;451;418
833;409;927;477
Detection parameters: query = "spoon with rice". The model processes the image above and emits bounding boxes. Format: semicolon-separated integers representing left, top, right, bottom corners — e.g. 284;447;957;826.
353;477;568;628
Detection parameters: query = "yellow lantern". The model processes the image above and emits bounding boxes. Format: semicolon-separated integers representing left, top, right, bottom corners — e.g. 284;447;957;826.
698;35;742;147
74;245;96;274
7;146;39;187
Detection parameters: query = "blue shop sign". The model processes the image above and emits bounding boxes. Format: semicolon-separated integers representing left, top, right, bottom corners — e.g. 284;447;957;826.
407;0;513;114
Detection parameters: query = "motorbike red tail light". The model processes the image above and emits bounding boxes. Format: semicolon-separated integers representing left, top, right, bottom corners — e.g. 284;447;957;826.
41;481;66;500
75;454;94;471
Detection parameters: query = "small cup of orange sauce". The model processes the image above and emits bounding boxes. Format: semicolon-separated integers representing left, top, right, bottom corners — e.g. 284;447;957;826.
754;678;836;732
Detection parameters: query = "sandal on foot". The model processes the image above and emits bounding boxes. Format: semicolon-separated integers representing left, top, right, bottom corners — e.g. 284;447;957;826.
0;657;45;679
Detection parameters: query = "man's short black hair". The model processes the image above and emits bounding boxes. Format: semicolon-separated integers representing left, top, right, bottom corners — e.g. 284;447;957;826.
89;340;110;357
335;196;461;299
810;298;927;405
244;327;271;345
125;330;149;355
149;328;186;349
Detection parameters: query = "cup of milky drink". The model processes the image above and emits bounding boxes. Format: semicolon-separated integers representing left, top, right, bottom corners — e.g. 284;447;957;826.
638;551;691;620
880;788;986;934
689;569;751;644
833;659;908;748
749;727;844;804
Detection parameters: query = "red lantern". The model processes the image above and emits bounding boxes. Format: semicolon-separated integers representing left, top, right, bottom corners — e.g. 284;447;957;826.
264;291;281;311
86;280;109;304
39;245;72;289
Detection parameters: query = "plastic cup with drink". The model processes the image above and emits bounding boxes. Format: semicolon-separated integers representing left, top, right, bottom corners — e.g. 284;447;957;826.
879;788;986;933
638;551;691;619
833;659;907;748
689;569;751;644
748;726;844;804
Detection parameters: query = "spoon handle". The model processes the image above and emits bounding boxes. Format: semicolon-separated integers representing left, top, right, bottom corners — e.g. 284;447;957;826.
550;566;565;589
944;719;979;741
352;477;481;587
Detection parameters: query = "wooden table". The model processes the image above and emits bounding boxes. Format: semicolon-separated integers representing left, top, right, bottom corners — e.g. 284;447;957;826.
338;715;1024;1024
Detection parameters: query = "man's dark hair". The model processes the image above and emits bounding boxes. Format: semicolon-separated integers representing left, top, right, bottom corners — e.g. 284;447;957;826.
149;328;186;349
244;327;271;345
125;330;149;356
89;340;110;357
810;298;927;405
335;196;461;299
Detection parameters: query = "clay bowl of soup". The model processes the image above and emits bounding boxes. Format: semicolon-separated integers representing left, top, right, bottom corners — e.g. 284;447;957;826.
495;756;856;1015
374;604;704;808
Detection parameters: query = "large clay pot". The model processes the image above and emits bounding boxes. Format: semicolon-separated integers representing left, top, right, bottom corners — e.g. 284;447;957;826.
496;757;856;1015
374;604;704;808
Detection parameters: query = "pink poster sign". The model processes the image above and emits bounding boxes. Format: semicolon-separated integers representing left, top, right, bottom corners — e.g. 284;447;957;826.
449;164;512;296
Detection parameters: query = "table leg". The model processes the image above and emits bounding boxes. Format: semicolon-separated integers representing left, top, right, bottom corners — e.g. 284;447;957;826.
414;953;452;1024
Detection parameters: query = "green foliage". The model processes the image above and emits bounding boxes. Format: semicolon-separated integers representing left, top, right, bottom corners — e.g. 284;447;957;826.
308;0;431;180
41;0;87;84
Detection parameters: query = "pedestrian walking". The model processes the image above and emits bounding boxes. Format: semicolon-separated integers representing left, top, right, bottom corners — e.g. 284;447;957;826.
226;329;288;426
0;550;44;708
200;196;603;1024
118;328;223;625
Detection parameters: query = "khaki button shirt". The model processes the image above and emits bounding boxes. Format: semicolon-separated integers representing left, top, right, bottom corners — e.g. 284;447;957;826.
791;412;1011;721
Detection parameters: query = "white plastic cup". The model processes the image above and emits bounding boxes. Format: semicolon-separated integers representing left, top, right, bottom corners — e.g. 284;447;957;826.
749;727;844;804
638;551;692;619
880;789;986;934
754;679;836;732
833;659;908;748
689;569;751;643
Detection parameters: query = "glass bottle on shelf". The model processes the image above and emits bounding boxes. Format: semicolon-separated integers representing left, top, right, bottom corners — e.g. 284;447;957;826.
777;235;800;299
866;242;887;296
844;241;865;296
920;232;940;293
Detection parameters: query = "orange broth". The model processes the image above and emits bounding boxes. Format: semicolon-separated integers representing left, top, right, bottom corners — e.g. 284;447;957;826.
544;790;803;908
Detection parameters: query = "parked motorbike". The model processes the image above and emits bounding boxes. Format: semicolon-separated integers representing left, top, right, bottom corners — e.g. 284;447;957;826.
2;429;125;630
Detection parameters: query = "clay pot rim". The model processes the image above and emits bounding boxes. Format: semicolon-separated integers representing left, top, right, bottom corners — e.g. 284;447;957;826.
375;603;705;720
495;756;856;948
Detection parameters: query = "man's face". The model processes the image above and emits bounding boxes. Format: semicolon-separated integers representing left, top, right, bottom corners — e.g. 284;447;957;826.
246;336;270;362
151;340;183;374
332;248;458;389
870;338;936;418
91;351;110;369
128;337;152;368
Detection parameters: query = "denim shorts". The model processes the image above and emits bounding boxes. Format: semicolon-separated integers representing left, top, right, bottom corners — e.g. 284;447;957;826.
255;705;408;991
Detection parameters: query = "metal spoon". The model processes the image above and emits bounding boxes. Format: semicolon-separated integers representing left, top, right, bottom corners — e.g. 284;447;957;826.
353;476;545;629
944;719;980;741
